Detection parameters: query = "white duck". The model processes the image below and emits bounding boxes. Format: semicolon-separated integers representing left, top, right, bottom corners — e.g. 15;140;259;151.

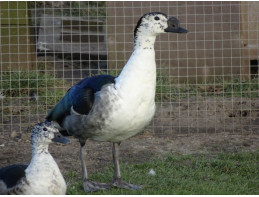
0;121;70;195
46;12;188;192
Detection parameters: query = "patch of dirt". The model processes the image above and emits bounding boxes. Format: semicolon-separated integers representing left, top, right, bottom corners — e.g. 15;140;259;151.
0;96;259;178
0;98;259;174
0;131;259;177
154;97;259;135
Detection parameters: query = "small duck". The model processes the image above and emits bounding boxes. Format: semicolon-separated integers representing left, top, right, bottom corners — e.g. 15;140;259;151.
0;121;70;195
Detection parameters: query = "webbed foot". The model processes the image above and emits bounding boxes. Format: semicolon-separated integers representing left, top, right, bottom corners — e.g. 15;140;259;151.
83;179;110;193
112;178;142;190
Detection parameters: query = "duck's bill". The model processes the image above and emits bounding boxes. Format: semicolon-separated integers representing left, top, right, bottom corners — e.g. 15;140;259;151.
166;26;188;33
165;16;188;33
52;132;70;144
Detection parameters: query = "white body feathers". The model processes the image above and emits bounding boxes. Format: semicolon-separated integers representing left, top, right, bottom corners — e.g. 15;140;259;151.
64;41;157;143
5;122;68;195
91;49;156;142
62;13;175;143
8;152;67;195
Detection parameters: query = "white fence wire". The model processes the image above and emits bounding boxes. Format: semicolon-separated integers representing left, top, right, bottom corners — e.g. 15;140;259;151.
0;1;258;139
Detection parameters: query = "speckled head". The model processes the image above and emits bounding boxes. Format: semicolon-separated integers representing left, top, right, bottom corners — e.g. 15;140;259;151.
134;12;168;38
31;121;70;146
134;12;188;44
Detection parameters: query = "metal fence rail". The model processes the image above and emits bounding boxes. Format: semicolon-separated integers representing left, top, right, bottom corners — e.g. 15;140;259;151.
0;1;258;138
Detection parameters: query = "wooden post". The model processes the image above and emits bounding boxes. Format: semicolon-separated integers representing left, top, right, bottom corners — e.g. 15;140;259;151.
240;2;259;79
0;1;36;71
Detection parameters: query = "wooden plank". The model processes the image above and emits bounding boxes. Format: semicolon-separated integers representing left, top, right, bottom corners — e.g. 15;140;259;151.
62;18;104;32
1;1;28;25
240;2;259;79
240;2;249;79
106;1;242;83
0;1;36;71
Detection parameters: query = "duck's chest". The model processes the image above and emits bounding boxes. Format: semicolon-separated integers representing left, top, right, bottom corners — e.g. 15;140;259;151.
87;82;156;142
23;155;67;195
86;49;157;142
112;85;156;127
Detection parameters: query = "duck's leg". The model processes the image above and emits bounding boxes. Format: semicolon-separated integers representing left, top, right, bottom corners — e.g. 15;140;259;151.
112;142;142;190
79;140;110;193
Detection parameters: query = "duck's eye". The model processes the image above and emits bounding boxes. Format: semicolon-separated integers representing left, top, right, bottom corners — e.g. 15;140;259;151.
154;16;160;21
43;127;47;131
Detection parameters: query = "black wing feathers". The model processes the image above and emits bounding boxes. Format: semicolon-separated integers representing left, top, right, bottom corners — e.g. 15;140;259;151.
46;74;116;124
0;164;27;188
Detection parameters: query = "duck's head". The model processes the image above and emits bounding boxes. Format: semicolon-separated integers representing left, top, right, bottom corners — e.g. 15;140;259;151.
31;121;70;146
134;12;188;39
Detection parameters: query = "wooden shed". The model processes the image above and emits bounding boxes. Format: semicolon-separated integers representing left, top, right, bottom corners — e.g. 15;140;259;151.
1;1;258;83
106;1;259;83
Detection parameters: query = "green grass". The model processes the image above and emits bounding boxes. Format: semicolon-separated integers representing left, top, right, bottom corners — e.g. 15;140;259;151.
65;151;259;195
1;70;258;111
156;75;259;102
1;71;65;96
0;71;69;115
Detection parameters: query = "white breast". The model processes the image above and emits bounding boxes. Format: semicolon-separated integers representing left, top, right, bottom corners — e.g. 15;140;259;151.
21;153;66;195
87;49;157;142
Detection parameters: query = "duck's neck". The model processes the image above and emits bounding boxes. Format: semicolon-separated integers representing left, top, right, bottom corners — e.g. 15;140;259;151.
115;35;157;97
32;144;49;155
134;35;156;50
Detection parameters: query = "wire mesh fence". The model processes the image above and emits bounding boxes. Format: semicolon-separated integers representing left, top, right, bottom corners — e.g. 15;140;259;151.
0;1;259;140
